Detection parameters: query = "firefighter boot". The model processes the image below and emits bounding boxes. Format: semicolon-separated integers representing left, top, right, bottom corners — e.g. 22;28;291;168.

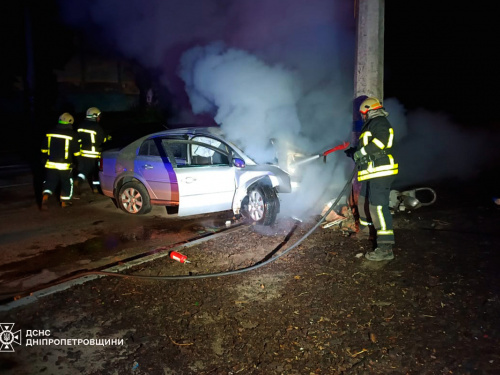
41;194;50;211
365;244;394;262
61;201;72;208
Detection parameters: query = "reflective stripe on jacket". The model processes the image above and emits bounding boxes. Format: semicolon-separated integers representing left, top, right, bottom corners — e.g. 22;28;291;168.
41;127;81;170
77;120;106;159
357;116;398;181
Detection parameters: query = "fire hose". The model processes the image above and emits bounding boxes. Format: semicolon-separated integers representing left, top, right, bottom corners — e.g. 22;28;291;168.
291;141;350;167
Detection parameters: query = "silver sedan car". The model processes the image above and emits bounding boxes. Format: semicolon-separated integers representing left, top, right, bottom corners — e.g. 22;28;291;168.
98;127;291;225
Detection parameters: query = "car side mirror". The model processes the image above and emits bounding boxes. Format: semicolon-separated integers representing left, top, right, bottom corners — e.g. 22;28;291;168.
233;158;245;168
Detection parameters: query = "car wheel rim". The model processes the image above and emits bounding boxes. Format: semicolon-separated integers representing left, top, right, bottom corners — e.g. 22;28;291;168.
121;187;143;213
248;190;264;221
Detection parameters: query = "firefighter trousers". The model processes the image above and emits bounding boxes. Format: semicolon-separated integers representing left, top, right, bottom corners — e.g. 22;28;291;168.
43;168;74;201
358;176;395;245
76;156;100;190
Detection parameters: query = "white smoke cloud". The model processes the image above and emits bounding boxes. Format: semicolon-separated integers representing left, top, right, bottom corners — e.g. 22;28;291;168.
394;108;497;187
179;42;303;163
178;42;354;218
382;98;499;188
383;98;407;142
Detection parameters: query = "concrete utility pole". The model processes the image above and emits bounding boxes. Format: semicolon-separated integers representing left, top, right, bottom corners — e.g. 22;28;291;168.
354;0;385;108
351;0;385;205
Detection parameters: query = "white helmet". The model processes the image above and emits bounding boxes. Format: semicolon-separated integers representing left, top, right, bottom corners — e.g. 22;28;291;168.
86;107;101;120
58;112;74;125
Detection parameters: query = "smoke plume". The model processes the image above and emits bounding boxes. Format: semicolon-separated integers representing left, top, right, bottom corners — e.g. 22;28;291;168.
177;41;354;217
384;99;500;188
178;42;302;163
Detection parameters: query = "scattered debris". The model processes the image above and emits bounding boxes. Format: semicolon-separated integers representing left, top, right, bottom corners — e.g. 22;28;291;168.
321;201;346;223
169;336;194;346
346;348;368;357
320;204;357;233
322;219;344;229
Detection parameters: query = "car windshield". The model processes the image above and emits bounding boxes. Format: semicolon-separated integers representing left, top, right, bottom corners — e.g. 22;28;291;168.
218;138;256;165
191;136;222;157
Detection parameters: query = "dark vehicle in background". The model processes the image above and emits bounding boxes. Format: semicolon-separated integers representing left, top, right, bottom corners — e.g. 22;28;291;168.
99;127;291;225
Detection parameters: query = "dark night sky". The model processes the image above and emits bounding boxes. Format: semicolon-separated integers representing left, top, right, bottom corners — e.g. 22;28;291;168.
384;2;499;127
2;1;497;127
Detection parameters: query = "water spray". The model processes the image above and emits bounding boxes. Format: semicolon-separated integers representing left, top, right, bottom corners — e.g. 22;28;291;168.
292;154;321;166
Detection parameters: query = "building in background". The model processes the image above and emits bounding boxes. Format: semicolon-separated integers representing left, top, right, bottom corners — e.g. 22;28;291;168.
55;53;140;114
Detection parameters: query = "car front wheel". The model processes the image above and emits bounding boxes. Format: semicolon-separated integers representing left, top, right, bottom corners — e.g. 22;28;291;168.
242;184;279;226
118;182;152;215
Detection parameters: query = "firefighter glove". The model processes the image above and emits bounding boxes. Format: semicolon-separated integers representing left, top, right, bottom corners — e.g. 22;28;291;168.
353;150;363;162
344;147;356;159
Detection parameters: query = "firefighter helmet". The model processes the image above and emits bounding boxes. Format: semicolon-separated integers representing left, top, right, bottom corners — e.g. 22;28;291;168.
359;97;383;115
86;107;101;120
58;112;74;125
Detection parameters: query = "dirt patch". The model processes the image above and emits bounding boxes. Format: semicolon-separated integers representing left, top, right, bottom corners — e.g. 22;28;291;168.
1;194;500;374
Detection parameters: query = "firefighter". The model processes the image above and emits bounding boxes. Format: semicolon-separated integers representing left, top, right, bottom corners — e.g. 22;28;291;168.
41;113;81;209
347;97;399;261
75;107;110;193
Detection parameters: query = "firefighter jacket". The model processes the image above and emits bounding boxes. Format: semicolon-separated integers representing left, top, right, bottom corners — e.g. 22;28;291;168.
41;123;81;170
77;119;107;159
356;115;398;181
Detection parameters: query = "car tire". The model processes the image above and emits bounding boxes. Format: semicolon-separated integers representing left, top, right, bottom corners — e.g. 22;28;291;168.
242;184;279;226
118;182;152;215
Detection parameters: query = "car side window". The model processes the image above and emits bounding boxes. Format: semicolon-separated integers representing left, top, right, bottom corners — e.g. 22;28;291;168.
138;139;160;156
190;136;229;166
161;139;187;166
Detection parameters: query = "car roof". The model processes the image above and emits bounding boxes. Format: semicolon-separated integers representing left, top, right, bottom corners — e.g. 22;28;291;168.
148;126;225;139
145;126;258;165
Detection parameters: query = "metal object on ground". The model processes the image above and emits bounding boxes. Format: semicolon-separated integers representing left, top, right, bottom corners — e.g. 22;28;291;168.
322;218;345;228
169;251;191;264
390;187;437;212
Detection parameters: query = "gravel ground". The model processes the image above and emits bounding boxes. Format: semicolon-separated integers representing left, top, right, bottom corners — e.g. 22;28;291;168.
1;182;500;374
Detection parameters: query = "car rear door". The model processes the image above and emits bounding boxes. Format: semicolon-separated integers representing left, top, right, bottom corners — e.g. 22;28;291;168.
166;137;236;216
133;138;177;202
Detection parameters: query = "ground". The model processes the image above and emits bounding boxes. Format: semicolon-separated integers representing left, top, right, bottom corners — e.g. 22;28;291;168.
1;181;500;374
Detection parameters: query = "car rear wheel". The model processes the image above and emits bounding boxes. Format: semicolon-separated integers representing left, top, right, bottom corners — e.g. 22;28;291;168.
242;184;279;226
118;182;152;215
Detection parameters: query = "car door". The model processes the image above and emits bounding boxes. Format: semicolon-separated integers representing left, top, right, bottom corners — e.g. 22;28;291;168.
168;137;236;216
133;138;177;202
